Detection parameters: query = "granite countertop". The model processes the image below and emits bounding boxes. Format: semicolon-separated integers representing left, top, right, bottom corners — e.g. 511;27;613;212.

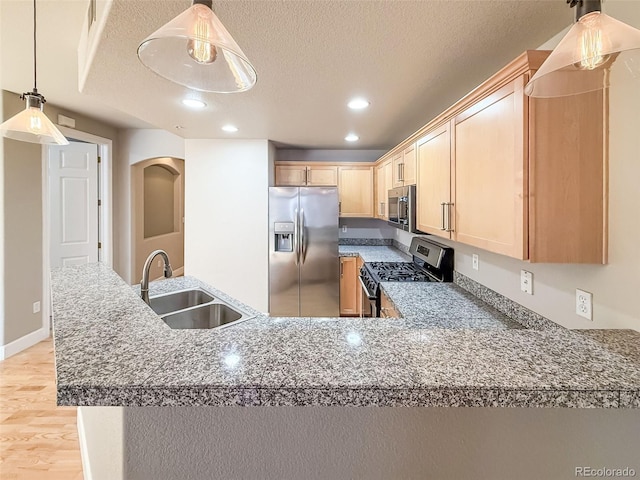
338;245;411;262
51;263;640;408
380;283;524;329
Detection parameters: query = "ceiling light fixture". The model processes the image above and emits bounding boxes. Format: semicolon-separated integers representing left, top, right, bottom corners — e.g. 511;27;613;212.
137;0;257;93
348;98;370;110
0;0;68;145
222;125;238;133
525;0;640;98
181;98;207;109
345;134;359;142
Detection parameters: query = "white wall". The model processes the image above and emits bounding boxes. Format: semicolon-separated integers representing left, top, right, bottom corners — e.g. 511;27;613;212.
340;217;396;240
184;139;270;312
396;1;640;331
115;129;185;283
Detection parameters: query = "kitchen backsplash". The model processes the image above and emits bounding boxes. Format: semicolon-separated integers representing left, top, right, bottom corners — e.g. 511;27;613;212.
338;217;396;240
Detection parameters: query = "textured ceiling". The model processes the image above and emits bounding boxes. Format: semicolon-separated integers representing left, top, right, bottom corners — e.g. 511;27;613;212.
2;0;573;148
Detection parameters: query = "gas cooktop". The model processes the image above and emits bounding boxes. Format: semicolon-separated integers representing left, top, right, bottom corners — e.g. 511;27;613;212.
363;262;434;282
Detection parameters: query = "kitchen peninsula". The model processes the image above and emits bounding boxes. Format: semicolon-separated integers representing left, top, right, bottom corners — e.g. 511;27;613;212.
52;263;640;408
51;260;640;479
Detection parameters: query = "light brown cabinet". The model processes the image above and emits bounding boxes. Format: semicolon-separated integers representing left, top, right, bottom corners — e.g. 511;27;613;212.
338;166;374;218
414;51;607;263
380;289;400;318
375;160;393;220
416;123;452;238
340;256;359;316
392;144;417;187
275;164;338;186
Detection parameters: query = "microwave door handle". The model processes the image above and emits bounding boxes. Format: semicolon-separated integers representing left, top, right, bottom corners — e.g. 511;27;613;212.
293;208;300;265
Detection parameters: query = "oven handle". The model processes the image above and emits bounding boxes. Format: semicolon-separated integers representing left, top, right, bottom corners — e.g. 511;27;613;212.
358;275;376;300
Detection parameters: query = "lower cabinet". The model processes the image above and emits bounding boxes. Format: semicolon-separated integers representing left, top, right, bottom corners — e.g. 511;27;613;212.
340;256;362;316
379;289;400;318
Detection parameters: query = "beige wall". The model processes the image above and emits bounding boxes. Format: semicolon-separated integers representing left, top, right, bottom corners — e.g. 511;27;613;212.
132;157;185;284
115;129;185;284
1;90;118;346
396;1;640;331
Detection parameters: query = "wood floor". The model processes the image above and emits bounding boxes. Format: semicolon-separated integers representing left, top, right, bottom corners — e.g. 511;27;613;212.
0;339;83;479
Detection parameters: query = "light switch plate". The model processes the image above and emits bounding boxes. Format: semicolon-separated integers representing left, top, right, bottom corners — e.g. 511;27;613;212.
33;301;41;314
520;270;533;295
472;254;479;271
341;226;347;233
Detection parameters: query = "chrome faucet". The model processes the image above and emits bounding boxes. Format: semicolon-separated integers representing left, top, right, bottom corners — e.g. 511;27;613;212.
141;249;173;305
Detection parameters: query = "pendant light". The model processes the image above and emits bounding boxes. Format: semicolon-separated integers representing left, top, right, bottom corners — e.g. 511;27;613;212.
525;0;640;98
137;0;257;93
0;0;68;145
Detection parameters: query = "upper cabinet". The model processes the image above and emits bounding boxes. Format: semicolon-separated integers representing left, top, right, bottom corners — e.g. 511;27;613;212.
338;166;374;218
412;50;607;263
416;123;452;237
275;164;338;186
392;144;417;187
375;160;393;220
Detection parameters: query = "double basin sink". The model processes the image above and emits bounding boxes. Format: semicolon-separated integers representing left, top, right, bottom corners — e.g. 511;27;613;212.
148;288;252;329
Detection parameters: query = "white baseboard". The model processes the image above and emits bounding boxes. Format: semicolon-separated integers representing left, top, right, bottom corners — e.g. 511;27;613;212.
0;327;50;360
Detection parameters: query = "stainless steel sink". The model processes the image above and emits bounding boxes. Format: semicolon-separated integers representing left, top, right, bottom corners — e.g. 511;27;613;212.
148;288;214;316
162;303;245;329
148;287;252;329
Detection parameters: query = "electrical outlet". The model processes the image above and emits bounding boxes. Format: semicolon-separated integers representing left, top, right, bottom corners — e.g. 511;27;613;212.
472;254;479;271
33;301;41;314
520;270;533;295
576;289;593;320
341;226;347;233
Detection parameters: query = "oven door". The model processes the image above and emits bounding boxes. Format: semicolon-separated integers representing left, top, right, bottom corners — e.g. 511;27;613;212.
358;276;377;318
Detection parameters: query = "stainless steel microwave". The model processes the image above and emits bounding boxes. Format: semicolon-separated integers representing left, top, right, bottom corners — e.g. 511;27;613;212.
388;185;417;233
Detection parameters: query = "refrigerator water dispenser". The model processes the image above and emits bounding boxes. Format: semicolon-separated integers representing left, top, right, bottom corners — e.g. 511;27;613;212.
274;222;295;252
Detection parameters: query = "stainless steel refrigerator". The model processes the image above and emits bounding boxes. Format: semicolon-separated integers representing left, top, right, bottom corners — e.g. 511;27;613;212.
269;187;339;317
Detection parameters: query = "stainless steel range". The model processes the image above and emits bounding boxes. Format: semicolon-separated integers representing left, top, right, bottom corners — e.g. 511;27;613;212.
359;237;454;317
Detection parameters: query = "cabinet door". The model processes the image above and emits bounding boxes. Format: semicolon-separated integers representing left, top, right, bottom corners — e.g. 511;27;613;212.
355;256;363;316
416;123;452;238
454;79;527;259
339;257;358;316
338;166;374;217
402;144;417;185
275;165;307;186
375;160;392;219
392;154;404;188
307;166;338;186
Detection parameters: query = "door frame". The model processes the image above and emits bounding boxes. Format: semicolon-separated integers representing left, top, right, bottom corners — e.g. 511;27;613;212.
42;127;113;333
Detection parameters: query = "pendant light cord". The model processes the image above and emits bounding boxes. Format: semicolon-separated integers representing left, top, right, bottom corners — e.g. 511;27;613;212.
33;0;37;92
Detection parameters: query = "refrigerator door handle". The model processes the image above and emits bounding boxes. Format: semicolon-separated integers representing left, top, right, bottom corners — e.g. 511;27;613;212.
293;208;300;265
300;208;306;263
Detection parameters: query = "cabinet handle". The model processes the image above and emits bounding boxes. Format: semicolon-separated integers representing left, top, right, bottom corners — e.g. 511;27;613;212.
382;202;385;217
399;163;404;182
304;167;309;185
440;202;446;230
446;203;454;232
340;260;343;277
339;201;342;214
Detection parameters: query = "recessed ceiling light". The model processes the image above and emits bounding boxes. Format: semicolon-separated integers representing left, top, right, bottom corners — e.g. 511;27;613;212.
222;125;238;133
347;98;370;110
181;98;206;109
345;133;359;142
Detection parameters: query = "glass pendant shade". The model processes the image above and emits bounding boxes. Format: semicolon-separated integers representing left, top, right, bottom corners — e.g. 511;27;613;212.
137;3;257;93
0;94;68;145
526;12;640;98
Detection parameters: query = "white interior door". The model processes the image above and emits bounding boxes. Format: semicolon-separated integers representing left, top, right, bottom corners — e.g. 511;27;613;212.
48;142;99;268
